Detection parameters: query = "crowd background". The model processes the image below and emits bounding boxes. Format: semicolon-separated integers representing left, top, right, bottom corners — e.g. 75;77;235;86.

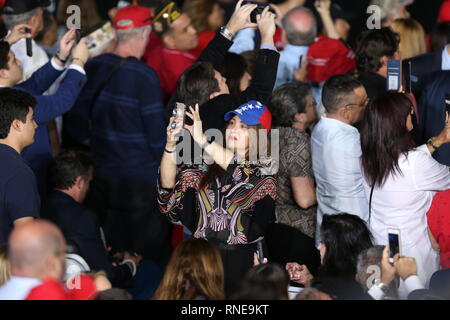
0;0;449;300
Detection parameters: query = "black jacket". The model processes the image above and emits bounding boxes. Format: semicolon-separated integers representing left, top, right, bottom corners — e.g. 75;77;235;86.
42;191;133;288
403;50;442;99
417;71;450;166
167;32;280;131
357;72;386;100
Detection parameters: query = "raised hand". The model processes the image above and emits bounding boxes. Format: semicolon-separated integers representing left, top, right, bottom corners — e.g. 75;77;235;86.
5;24;32;45
226;0;258;35
185;104;207;146
315;0;332;15
166;116;184;149
71;37;89;66
257;6;276;45
58;29;77;61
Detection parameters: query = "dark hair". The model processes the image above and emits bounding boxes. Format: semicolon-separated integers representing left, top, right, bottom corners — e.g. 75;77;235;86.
320;214;373;278
0;88;37;139
245;263;290;300
322;74;362;114
199;123;270;189
360;92;415;187
355;28;399;74
229;279;285;300
35;10;56;43
0;41;10;70
270;82;312;127
95;288;133;300
176;62;219;107
216;53;247;96
241;50;257;75
48;149;94;190
430;22;450;52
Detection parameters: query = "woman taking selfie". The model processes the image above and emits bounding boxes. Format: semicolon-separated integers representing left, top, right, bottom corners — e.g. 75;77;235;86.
360;92;450;296
157;101;277;295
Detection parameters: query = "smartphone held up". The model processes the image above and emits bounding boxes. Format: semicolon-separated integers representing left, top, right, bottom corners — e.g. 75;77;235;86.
388;228;401;264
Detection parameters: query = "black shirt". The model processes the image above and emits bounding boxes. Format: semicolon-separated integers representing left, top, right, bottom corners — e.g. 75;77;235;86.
0;143;40;244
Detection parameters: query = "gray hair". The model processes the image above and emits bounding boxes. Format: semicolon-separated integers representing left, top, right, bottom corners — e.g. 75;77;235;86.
356;245;384;291
115;25;151;43
2;8;40;30
282;7;317;46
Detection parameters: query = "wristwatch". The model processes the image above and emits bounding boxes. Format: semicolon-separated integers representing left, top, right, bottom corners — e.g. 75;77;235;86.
427;138;439;151
373;279;390;295
219;26;234;40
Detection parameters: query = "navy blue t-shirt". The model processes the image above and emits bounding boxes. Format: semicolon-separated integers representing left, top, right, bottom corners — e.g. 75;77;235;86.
0;143;40;244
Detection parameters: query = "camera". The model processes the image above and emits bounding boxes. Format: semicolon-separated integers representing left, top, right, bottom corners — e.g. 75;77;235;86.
242;1;276;23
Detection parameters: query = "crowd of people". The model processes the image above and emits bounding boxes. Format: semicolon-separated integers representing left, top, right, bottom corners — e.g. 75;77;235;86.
0;0;449;300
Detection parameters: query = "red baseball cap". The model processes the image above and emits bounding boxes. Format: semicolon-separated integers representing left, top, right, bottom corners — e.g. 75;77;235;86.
438;0;450;22
306;37;356;83
113;5;152;30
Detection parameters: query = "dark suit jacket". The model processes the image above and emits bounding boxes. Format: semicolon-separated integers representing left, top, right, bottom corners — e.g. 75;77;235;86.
417;71;450;166
42;190;133;288
357;72;386;100
403;50;442;99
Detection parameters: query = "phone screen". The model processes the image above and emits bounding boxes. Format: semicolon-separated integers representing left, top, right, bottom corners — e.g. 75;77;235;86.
257;241;264;264
387;59;401;91
388;233;400;261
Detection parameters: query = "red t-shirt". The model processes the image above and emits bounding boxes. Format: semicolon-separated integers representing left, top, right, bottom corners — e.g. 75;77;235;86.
189;30;216;59
145;42;196;101
427;189;450;269
25;275;97;300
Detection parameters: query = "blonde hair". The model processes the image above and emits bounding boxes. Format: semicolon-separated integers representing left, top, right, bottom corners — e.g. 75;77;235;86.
0;245;11;286
152;238;224;300
183;0;216;33
391;18;426;59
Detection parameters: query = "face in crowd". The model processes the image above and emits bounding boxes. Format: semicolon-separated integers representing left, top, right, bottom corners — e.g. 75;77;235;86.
225;115;250;154
168;13;199;51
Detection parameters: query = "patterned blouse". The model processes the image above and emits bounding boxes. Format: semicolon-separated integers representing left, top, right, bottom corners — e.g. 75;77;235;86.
275;127;317;239
157;162;277;245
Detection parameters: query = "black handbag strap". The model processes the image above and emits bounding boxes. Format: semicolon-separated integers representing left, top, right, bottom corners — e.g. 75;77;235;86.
368;182;375;224
89;56;135;117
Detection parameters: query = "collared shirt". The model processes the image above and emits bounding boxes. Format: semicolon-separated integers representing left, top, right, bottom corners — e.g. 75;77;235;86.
275;44;309;89
11;38;49;82
0;144;40;244
363;144;450;288
0;276;41;300
311;116;369;245
441;45;450;70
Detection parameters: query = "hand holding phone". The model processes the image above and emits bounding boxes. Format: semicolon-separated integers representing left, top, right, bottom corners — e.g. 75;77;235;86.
171;102;186;129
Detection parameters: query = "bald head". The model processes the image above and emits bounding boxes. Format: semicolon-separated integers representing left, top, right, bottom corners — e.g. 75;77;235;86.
8;220;66;279
282;7;317;46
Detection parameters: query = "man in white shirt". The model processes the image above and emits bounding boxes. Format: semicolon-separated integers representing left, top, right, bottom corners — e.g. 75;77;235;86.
311;74;369;245
0;220;67;300
2;0;49;82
